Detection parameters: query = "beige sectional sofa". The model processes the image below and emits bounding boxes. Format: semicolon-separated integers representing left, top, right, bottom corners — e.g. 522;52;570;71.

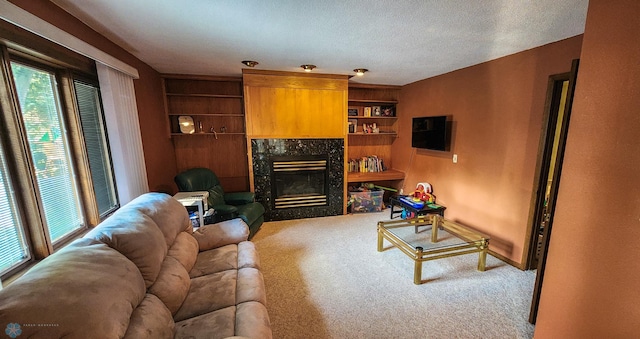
0;192;272;338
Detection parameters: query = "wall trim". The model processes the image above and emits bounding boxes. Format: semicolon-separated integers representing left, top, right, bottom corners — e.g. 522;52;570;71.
490;250;526;270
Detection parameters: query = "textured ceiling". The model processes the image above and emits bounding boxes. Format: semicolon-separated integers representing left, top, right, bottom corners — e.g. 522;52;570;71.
51;0;589;85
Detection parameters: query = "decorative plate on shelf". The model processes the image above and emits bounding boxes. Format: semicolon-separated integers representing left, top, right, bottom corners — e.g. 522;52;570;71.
178;116;195;134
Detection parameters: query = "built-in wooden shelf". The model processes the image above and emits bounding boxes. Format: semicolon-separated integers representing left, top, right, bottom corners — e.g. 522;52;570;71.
168;113;244;117
347;169;405;183
348;132;397;136
166;93;243;98
350;116;397;119
346;83;401;194
348;99;398;104
171;132;245;136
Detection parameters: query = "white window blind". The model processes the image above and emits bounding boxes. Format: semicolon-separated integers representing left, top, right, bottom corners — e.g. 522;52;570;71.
0;145;29;274
97;63;148;204
74;80;119;217
11;62;83;242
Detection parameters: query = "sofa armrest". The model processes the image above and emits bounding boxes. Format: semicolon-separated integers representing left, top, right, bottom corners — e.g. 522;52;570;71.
191;218;249;251
224;191;255;205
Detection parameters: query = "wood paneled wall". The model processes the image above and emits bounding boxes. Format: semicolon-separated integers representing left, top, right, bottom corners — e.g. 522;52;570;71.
163;75;249;192
243;70;349;138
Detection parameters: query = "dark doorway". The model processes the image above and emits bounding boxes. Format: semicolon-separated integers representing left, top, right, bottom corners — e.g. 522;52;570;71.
528;59;579;324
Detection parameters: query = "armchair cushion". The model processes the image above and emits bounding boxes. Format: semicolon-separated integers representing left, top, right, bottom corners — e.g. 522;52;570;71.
208;185;226;207
224;192;255;205
212;204;239;217
235;203;266;227
212;204;239;223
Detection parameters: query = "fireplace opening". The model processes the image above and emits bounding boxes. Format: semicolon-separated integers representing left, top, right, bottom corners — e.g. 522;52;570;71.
271;155;329;209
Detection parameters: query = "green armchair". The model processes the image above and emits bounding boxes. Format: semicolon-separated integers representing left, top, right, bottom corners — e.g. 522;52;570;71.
174;168;265;238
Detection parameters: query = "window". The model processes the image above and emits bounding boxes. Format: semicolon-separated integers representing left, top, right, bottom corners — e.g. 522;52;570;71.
74;80;118;217
0;48;119;277
11;62;84;242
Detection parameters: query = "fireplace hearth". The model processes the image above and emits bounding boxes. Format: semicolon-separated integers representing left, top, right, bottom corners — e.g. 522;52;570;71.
252;139;344;221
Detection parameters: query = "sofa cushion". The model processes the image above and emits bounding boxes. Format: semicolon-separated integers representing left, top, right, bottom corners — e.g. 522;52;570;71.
174;266;267;323
124;294;175;339
148;256;191;314
125;192;192;246
173;270;237;322
85;209;167;288
168;231;199;272
0;238;146;338
192;218;249;251
189;244;238;278
236;301;273;339
236;268;267;306
174;306;236;339
238;241;261;270
189;241;261;279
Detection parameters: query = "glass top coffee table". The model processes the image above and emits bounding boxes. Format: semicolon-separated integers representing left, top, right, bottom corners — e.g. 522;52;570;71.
377;214;490;284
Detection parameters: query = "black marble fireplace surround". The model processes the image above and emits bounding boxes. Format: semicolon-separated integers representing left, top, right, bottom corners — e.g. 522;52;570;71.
251;138;344;221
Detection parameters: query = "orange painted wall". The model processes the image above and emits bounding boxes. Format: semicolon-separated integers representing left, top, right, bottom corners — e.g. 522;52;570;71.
534;1;640;337
394;36;583;265
10;0;178;194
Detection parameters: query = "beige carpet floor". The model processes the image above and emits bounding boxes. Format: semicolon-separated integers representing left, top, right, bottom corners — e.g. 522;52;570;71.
252;210;536;339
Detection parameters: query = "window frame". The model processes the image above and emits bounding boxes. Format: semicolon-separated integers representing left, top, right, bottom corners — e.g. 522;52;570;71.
0;37;118;279
71;74;120;219
9;56;89;245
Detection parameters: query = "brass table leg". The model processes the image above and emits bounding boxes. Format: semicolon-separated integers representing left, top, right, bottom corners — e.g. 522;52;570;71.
377;222;384;252
414;246;424;284
477;239;488;271
431;214;439;243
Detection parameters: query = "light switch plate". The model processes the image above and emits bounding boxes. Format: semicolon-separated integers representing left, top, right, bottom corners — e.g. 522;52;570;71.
453;154;458;163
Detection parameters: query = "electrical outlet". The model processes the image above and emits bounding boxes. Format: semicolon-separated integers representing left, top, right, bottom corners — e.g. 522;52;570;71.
453;154;458;163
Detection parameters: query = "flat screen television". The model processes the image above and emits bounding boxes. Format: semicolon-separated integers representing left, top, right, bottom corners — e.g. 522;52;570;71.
412;116;449;151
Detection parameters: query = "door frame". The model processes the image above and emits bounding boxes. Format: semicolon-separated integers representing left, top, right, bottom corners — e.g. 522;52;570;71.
527;59;579;323
525;72;570;270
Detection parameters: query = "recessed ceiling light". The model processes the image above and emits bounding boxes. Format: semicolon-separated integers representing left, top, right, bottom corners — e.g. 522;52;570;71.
241;60;259;67
354;68;369;76
300;64;316;72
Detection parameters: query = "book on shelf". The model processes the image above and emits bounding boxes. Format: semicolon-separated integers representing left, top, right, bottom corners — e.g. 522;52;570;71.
348;155;385;173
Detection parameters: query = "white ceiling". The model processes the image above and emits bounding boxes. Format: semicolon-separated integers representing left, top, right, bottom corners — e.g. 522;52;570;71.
51;0;589;86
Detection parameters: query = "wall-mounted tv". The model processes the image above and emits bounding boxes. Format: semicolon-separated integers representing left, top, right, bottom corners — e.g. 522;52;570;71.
411;116;449;151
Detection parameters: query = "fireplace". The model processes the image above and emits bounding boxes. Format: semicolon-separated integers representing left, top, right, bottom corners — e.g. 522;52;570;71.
271;155;328;209
251;138;344;221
